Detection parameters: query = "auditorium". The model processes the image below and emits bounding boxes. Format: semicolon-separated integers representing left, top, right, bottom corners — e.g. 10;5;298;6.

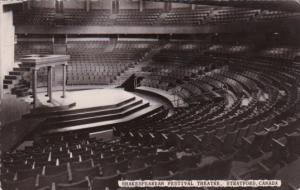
0;0;300;189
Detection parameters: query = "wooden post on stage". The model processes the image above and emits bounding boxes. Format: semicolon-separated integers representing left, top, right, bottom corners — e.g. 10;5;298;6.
47;66;53;103
20;55;70;109
62;63;67;98
32;68;38;108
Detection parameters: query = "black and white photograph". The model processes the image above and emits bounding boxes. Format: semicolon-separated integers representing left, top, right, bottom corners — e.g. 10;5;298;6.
0;0;300;189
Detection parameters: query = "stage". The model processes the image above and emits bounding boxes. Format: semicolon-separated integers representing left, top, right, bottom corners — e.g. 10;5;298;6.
21;88;163;134
22;88;136;110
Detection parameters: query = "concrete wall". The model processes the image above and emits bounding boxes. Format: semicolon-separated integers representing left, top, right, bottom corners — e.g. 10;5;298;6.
0;6;15;98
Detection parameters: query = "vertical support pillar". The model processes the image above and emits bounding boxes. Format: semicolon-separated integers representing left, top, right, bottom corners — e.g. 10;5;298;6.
47;66;53;103
139;0;143;12
32;68;38;108
62;64;66;98
27;0;31;10
86;0;91;12
191;4;196;11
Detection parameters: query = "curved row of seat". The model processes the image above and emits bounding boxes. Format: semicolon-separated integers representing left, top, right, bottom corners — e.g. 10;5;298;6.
13;7;300;26
2;54;300;189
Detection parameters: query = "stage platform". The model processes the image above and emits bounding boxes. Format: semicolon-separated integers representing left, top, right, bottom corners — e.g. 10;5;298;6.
21;88;164;134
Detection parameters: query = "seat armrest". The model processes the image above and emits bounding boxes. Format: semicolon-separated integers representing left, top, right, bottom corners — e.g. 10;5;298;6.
42;166;46;175
242;137;252;145
216;136;224;144
149;133;155;139
51;182;56;190
67;163;72;182
36;174;40;187
272;138;286;148
257;161;270;172
85;176;92;189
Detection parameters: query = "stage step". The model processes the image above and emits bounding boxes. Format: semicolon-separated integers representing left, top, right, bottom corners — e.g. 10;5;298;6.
44;99;144;122
24;97;137;118
5;75;21;80
9;71;22;76
13;67;31;72
44;104;163;134
42;101;150;129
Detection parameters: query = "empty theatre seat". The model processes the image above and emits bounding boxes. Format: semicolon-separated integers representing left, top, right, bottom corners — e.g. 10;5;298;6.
71;167;100;182
91;174;121;190
122;166;152;180
55;178;90;190
37;171;70;187
2;177;37;190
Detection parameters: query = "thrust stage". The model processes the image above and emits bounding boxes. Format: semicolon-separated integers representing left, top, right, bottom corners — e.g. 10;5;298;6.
22;88;163;134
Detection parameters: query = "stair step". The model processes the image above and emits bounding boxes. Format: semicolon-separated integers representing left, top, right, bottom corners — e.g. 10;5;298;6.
3;79;15;85
9;71;22;76
45;99;144;122
5;75;20;80
44;101;150;128
13;67;31;72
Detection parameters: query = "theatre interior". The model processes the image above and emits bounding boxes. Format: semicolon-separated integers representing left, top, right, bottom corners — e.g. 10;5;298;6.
0;0;300;189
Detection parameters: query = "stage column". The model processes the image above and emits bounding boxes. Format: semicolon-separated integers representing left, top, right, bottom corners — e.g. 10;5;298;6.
62;63;66;98
47;66;53;103
32;68;38;108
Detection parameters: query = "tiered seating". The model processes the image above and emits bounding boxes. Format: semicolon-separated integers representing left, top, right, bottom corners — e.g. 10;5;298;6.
140;41;223;103
255;10;300;21
115;9;163;25
63;9;112;25
2;51;300;188
67;40;157;85
15;41;53;60
1;129;229;190
205;44;253;56
160;8;210;25
124;50;300;182
14;8;56;26
209;8;260;24
259;46;300;61
12;7;300;27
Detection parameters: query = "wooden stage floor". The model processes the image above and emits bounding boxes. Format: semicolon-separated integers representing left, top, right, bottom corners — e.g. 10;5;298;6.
22;88;136;110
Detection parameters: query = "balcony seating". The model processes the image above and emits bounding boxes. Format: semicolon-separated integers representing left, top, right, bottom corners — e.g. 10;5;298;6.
63;9;111;26
209;8;260;24
115;9;163;25
14;8;55;26
255;10;300;21
160;8;210;25
13;7;300;27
